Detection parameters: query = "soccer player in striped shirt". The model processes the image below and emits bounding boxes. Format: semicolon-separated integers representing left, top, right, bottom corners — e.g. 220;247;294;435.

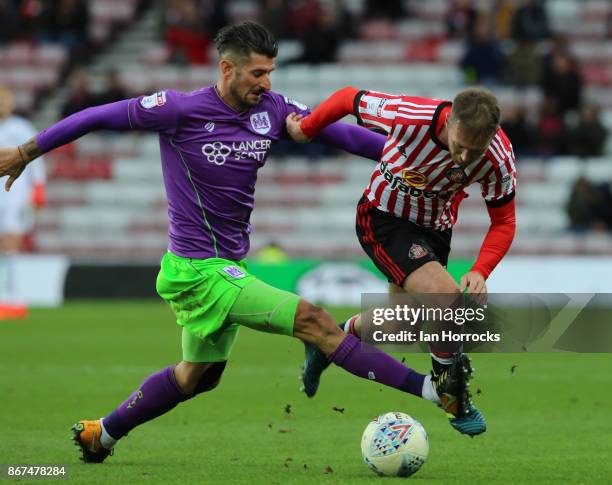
287;86;518;436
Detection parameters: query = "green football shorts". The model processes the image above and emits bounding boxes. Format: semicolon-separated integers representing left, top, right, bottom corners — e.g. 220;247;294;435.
156;251;300;363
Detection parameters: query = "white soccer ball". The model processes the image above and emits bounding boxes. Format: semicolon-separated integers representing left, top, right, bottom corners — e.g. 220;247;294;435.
360;412;429;477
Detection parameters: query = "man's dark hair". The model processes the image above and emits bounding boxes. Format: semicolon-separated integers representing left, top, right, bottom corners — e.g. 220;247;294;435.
214;22;278;60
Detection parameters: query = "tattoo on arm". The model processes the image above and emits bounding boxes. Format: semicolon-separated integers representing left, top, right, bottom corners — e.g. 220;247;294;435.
20;138;44;163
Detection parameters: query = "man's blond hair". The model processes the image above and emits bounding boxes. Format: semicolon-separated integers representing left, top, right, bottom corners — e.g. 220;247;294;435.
450;88;500;144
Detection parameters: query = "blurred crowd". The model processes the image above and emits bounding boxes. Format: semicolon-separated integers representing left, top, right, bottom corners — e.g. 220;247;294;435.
567;177;612;232
452;0;608;159
0;0;91;54
162;0;418;65
59;69;131;118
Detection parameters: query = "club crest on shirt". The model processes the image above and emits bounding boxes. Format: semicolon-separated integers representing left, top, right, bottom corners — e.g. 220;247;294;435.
250;111;271;135
401;169;428;188
204;121;215;132
408;244;428;259
445;167;467;184
140;91;166;109
223;266;246;279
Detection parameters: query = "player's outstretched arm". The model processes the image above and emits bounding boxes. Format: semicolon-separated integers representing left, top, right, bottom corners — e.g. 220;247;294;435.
314;122;385;161
285;86;361;143
0;99;140;190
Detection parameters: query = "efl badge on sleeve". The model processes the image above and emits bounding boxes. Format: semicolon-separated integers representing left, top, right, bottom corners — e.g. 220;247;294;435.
501;174;513;192
401;170;428;188
140;91;167;109
445;167;467;184
250;111;271;135
408;244;428;259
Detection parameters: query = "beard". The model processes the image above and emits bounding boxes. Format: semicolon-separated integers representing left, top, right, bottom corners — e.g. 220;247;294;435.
229;81;262;110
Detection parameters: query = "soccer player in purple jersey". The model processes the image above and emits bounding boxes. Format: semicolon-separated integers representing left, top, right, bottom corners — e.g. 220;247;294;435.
0;23;474;463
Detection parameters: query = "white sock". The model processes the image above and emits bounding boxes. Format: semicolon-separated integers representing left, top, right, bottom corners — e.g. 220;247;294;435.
99;418;118;449
421;375;440;403
343;315;359;334
430;352;454;366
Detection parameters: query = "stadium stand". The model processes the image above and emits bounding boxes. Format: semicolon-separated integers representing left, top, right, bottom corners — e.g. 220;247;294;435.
15;0;612;261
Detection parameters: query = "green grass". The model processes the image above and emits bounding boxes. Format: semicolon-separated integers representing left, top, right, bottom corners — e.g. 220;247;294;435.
1;301;611;484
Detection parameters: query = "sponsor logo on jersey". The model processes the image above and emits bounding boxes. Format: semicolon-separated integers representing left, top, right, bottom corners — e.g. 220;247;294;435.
401;169;428;188
445;167;467;184
140;91;166;109
202;142;231;165
250;111;271;135
204;121;215;132
223;266;246;279
408;244;428;259
380;162;443;199
201;139;273;164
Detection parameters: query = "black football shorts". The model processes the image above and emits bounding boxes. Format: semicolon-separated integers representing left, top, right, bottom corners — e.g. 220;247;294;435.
355;195;452;287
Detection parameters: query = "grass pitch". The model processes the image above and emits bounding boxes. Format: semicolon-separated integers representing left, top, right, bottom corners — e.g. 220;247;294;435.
1;301;611;484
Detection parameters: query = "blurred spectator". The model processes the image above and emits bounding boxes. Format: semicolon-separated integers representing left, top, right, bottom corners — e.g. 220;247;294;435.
535;96;566;157
493;0;516;40
541;51;582;115
259;0;289;40
511;0;550;42
95;71;130;106
293;6;343;64
460;15;505;85
364;0;407;20
567;177;612;232
0;0;19;44
38;0;90;53
288;0;322;37
165;0;210;64
199;0;229;39
60;71;96;119
0;85;47;318
446;0;477;39
254;241;289;263
501;105;535;157
542;35;571;66
503;39;542;87
567;105;609;158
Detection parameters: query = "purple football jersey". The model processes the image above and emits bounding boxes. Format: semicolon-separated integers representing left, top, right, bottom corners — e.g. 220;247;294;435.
127;86;309;261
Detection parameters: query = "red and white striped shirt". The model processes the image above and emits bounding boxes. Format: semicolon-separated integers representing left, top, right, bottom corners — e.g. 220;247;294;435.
356;90;517;230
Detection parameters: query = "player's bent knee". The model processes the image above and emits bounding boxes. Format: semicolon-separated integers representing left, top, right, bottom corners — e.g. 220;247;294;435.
193;361;227;395
293;300;342;346
174;361;213;395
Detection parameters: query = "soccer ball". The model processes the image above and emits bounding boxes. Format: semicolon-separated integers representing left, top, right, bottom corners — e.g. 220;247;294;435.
360;412;429;477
